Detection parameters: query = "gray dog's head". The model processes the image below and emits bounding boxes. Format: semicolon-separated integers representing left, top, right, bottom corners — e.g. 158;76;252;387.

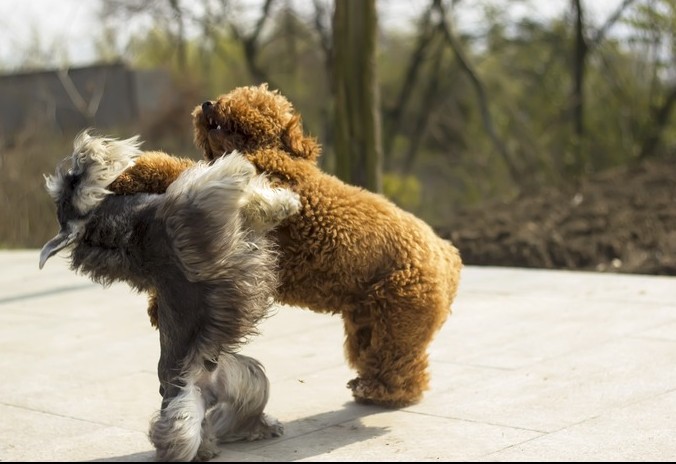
39;130;142;269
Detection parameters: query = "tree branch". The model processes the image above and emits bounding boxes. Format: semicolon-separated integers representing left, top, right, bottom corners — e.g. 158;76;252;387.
402;39;445;174
383;1;437;168
590;0;638;50
227;0;278;86
433;0;520;183
56;68;107;125
638;84;676;160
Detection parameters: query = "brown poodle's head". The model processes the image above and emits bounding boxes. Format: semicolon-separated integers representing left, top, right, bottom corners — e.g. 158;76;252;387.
192;83;320;162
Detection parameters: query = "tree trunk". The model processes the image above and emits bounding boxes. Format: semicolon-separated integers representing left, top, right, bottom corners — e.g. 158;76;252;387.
638;85;676;160
571;0;588;173
332;0;383;193
168;0;187;72
434;0;520;184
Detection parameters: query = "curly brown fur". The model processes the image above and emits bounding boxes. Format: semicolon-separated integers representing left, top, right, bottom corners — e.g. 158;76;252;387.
111;84;463;408
111;150;196;194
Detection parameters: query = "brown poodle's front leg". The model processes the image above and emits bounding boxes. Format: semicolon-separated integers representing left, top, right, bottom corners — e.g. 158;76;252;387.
147;291;159;328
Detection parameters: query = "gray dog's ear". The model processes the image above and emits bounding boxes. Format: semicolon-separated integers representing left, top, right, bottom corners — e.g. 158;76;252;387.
67;130;143;214
39;131;145;269
44;130;144;216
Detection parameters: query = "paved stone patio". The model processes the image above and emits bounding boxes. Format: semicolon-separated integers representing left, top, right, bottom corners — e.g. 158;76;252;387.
2;250;675;461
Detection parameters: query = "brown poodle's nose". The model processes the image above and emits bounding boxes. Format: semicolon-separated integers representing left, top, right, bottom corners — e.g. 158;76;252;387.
201;101;213;111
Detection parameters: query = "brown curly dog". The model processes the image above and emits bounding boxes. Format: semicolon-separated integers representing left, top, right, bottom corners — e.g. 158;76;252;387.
110;84;463;408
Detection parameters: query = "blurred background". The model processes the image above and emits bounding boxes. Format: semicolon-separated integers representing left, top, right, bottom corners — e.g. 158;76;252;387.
0;0;674;275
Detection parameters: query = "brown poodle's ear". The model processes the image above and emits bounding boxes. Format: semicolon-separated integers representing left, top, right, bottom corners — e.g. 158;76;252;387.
282;114;321;162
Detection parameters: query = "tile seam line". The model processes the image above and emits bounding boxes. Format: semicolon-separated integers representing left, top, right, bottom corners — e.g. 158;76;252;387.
228;412;389;452
0;283;98;305
399;409;548;434
460;289;675;306
0;401;144;432
476;385;676;460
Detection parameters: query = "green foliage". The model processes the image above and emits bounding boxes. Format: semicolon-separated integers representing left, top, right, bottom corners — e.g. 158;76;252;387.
382;172;422;211
2;0;676;248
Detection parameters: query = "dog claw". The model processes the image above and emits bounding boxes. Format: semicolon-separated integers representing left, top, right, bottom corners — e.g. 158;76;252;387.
263;415;284;438
249;414;284;441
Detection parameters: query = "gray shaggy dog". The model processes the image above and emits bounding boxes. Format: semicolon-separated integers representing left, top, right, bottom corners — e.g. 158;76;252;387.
39;130;300;461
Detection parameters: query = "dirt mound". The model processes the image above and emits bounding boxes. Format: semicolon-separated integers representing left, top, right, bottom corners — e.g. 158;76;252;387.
437;158;676;276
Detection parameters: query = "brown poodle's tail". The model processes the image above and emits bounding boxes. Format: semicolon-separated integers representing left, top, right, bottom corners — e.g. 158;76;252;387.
440;239;463;313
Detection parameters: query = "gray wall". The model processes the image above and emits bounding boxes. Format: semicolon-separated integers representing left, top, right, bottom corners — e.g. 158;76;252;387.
0;62;174;142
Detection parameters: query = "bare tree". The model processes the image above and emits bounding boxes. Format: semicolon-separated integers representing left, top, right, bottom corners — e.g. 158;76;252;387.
571;0;586;149
382;3;437;170
226;0;279;87
57;69;107;126
102;0;189;71
569;0;638;172
168;0;187;71
433;0;520;183
638;84;676;160
401;38;446;174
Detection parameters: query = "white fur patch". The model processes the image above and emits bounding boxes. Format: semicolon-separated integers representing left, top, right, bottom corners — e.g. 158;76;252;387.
44;129;143;214
242;175;301;233
149;373;206;462
164;151;300;238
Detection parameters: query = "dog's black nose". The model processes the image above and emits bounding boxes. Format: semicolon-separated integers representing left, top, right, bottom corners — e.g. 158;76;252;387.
201;101;213;111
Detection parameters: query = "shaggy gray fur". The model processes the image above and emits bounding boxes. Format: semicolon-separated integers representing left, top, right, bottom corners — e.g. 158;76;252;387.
40;131;298;461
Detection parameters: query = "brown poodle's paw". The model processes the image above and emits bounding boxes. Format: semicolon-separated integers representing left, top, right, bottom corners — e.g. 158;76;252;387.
348;377;423;409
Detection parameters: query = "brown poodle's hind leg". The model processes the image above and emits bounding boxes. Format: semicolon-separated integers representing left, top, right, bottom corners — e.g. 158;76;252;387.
343;271;450;408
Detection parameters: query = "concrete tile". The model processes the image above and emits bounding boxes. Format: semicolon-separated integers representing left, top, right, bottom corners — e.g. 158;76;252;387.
633;319;676;342
1;252;94;300
226;410;541;462
0;403;153;462
459;266;676;305
0;304;158;404
255;304;340;341
425;361;510;398
10;282;150;321
228;364;517;455
433;291;676;369
5;370;160;433
4;251;676;462
1;290;160;434
232;364;382;446
200;449;280;462
480;389;676;462
245;317;347;382
0;305;157;361
412;338;676;433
